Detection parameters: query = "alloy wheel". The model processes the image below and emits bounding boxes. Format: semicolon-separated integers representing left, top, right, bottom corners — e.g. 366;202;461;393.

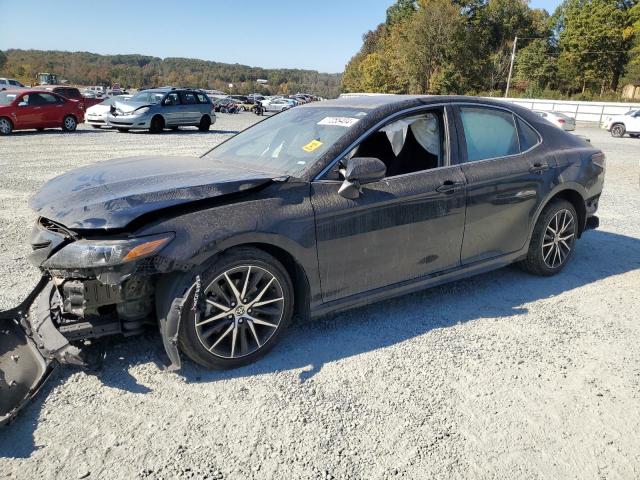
0;118;11;134
195;265;285;359
611;125;625;137
64;116;76;130
542;209;576;269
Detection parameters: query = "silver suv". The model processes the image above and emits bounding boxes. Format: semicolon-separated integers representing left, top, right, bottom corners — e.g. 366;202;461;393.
107;88;216;133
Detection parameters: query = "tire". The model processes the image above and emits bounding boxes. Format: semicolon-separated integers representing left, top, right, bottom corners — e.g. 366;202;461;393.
520;199;578;276
177;247;294;369
61;115;77;132
610;123;625;138
91;125;101;129
149;115;164;133
198;115;211;132
117;128;129;133
0;117;12;135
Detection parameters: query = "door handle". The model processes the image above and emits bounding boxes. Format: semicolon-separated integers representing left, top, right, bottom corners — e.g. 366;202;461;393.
436;180;465;193
529;162;549;174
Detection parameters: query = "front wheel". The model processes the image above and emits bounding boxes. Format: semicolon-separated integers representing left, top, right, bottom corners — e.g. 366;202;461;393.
177;248;294;369
610;123;625;137
149;115;164;134
0;117;12;135
62;115;77;132
520;199;578;276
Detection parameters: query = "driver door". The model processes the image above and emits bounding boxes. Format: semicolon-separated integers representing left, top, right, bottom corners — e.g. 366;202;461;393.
310;107;467;302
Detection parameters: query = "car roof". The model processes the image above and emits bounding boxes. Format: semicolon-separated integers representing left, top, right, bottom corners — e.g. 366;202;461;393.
302;94;540;117
3;89;57;94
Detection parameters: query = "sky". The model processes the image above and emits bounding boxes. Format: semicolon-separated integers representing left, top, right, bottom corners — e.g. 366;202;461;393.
0;0;562;73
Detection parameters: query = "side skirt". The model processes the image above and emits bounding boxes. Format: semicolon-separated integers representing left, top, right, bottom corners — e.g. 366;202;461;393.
310;249;527;319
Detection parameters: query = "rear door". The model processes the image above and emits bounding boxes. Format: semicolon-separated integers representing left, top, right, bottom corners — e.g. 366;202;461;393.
178;91;200;124
454;104;555;264
38;93;65;126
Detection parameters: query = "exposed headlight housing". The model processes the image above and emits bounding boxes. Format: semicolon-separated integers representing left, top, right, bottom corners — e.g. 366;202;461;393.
43;233;174;269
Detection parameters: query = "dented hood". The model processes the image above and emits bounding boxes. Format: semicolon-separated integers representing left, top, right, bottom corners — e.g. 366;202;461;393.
29;156;274;230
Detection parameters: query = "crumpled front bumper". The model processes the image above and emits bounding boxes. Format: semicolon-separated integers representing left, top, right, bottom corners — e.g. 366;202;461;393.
0;277;84;426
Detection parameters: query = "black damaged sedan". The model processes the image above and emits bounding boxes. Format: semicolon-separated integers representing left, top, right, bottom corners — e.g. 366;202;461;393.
1;95;604;424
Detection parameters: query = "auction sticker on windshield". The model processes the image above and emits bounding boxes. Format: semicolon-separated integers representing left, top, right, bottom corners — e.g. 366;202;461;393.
302;140;323;152
317;117;360;127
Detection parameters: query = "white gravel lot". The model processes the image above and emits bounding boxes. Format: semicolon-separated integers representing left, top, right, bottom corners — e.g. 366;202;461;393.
0;117;639;480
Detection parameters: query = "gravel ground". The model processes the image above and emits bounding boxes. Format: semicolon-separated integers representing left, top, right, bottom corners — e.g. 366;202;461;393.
0;118;639;480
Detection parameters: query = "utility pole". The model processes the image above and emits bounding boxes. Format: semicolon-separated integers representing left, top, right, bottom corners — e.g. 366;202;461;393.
505;36;518;98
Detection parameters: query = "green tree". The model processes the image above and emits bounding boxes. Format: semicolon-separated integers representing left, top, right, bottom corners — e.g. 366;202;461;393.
515;39;558;92
556;0;635;94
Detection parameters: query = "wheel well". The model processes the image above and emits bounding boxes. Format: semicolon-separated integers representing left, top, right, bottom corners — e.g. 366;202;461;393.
0;116;13;127
152;114;165;126
549;189;586;237
64;114;77;121
222;243;311;321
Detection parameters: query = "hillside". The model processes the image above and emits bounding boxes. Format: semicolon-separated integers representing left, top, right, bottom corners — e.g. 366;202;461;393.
0;49;343;98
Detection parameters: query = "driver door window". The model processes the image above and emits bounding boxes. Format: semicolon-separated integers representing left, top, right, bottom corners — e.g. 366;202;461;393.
326;109;446;181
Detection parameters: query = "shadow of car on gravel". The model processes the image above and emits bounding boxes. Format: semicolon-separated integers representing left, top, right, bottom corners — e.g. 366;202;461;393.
1;229;638;458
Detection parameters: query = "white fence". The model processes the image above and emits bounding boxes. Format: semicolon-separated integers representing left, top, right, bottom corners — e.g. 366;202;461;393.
491;97;640;124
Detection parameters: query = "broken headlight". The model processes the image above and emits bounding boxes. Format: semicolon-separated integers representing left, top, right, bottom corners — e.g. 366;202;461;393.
43;233;174;269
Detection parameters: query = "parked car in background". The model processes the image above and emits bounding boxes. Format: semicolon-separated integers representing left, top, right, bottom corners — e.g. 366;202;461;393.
84;86;106;98
212;98;241;113
0;78;27;91
605;110;640;138
0;89;84;135
107;87;215;133
534;111;576;131
41;85;103;110
601;109;638;129
263;98;295;112
85;95;132;128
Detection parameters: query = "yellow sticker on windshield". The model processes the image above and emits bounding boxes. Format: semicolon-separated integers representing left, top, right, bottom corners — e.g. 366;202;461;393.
302;139;323;152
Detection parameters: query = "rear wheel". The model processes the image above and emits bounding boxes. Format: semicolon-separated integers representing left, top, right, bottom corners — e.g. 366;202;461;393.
0;117;12;135
61;115;77;132
610;123;625;137
520;199;578;276
198;115;211;131
149;115;164;133
177;247;294;369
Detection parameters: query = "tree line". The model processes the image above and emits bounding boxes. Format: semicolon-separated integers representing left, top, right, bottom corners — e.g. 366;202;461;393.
343;0;640;100
0;49;343;98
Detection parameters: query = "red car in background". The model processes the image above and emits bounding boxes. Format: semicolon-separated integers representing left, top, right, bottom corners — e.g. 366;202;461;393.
0;89;85;135
41;85;103;109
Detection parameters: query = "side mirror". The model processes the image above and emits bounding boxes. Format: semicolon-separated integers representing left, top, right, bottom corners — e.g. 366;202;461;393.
18;102;28;107
338;157;386;199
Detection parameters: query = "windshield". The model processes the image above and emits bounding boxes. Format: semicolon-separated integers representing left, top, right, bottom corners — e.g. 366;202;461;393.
0;92;18;105
203;107;368;176
130;91;165;104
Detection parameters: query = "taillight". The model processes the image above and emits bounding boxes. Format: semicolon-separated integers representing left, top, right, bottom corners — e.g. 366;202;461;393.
591;152;605;170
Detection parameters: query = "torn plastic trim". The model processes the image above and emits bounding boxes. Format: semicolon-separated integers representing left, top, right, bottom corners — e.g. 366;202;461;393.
0;277;84;426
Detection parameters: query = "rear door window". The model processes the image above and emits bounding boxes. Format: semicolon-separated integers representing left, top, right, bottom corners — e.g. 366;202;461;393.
179;92;198;104
459;107;519;162
516;118;540;151
196;93;209;103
